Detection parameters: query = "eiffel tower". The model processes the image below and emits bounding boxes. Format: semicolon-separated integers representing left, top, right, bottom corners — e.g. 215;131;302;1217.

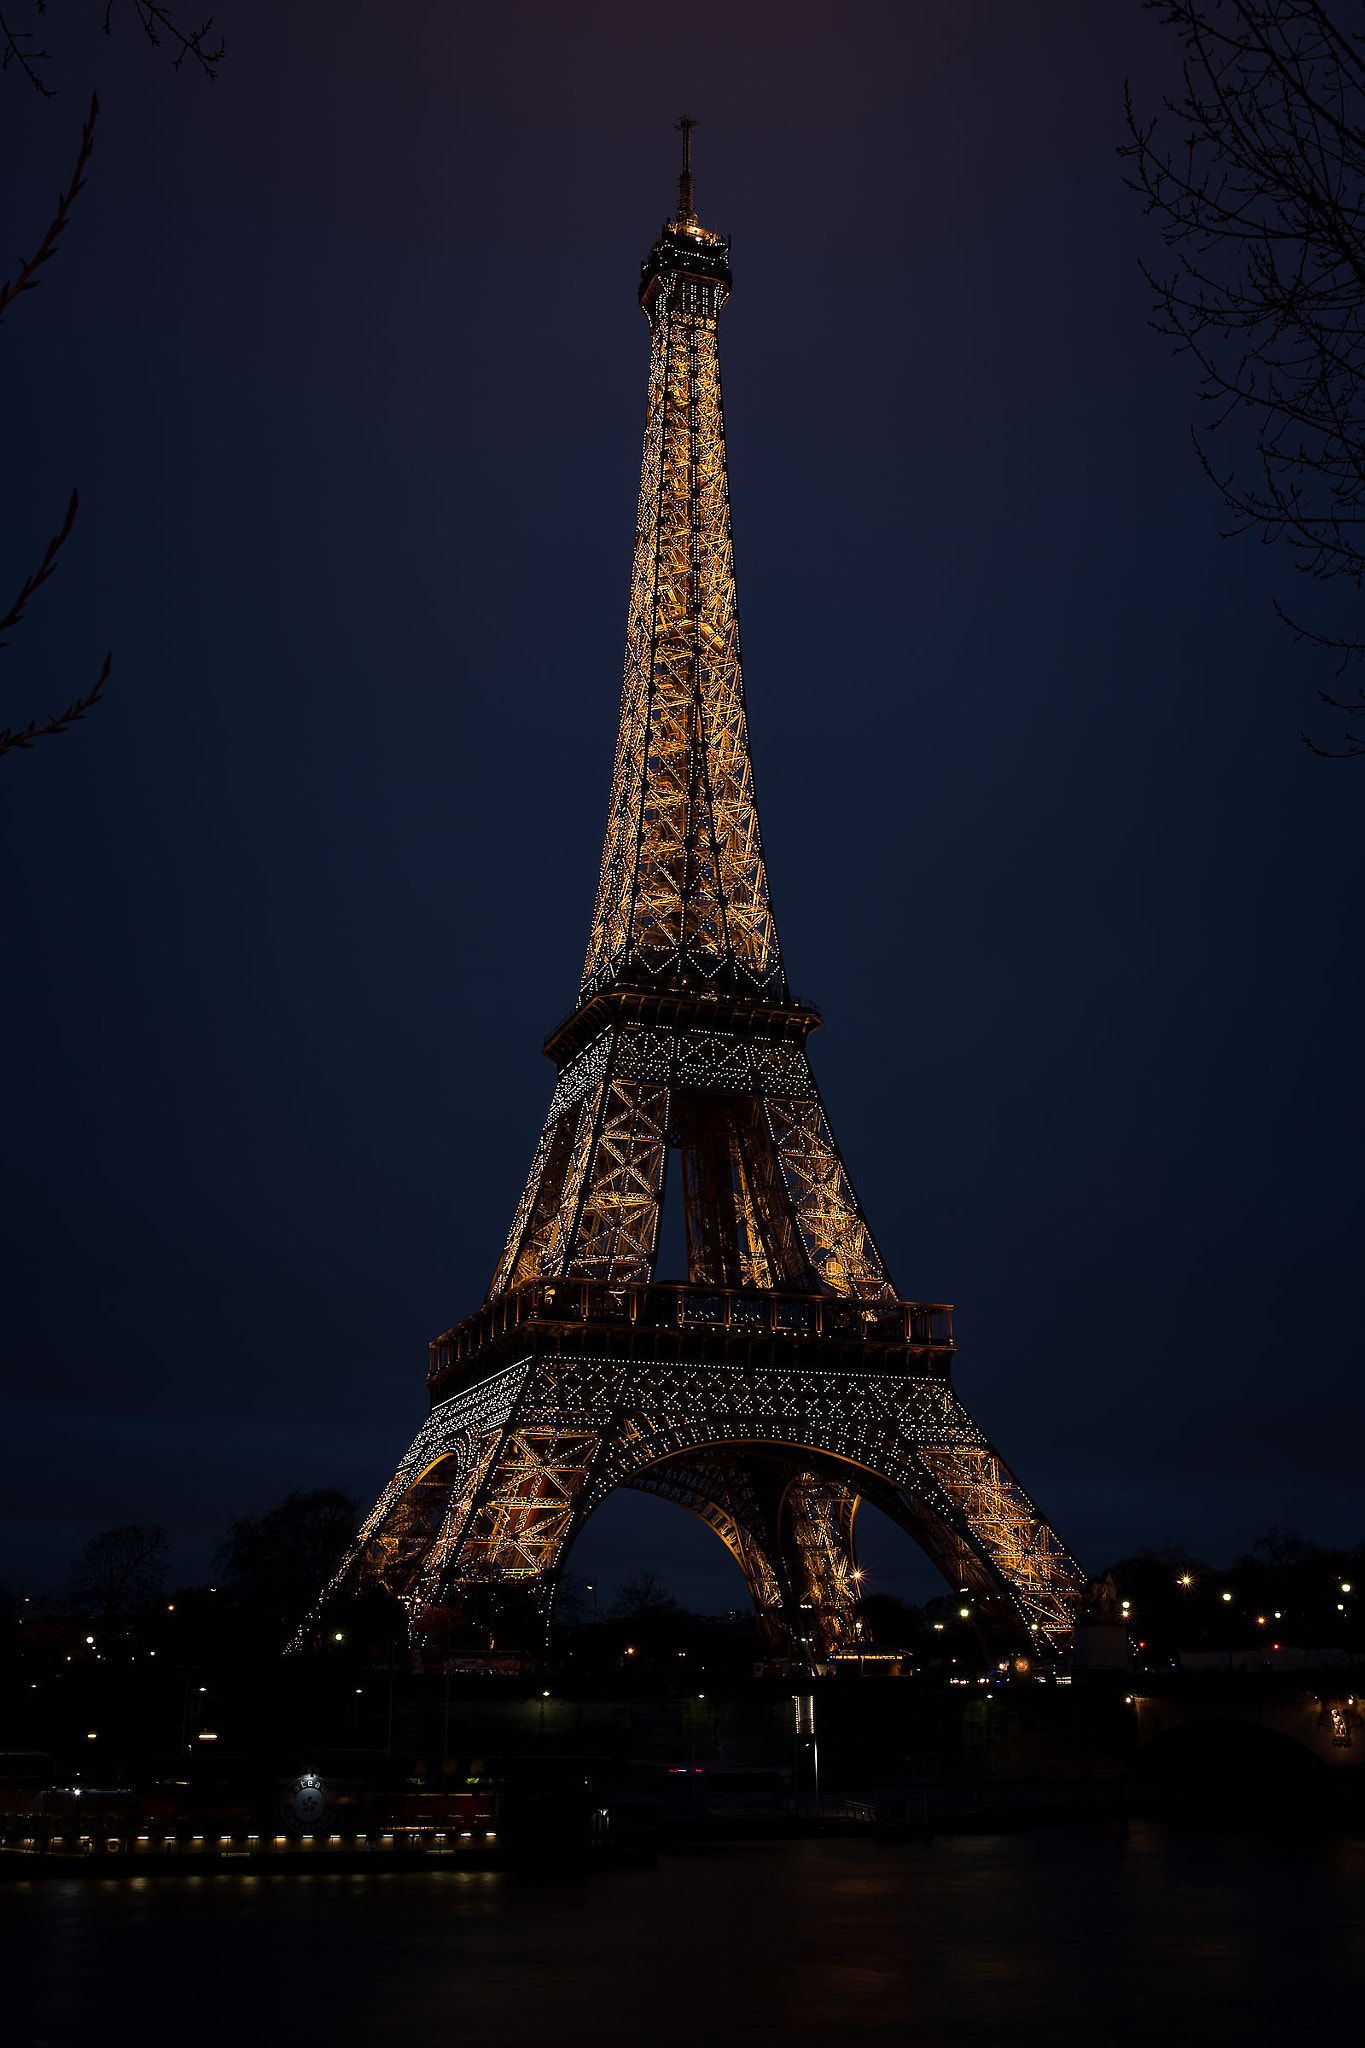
332;124;1085;1661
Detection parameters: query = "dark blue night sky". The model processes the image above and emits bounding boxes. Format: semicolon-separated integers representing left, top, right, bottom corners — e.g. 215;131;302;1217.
2;0;1361;1609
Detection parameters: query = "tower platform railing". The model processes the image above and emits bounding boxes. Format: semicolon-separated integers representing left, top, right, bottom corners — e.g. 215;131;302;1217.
428;1278;954;1387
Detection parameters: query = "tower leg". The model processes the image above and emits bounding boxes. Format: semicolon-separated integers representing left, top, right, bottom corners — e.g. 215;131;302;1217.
329;1359;605;1641
777;1472;862;1657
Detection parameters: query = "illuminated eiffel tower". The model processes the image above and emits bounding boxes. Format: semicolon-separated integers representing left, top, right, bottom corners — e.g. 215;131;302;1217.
331;124;1085;1660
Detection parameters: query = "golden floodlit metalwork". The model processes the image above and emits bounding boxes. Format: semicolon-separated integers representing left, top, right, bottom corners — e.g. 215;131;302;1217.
328;129;1086;1662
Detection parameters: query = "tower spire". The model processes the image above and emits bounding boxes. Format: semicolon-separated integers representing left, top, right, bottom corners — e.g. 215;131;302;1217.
675;112;696;224
585;129;772;1005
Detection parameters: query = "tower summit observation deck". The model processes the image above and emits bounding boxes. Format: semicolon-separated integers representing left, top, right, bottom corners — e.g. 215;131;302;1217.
324;125;1086;1661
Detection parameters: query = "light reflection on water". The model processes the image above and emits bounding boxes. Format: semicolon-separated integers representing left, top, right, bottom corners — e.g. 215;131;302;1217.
6;1824;1364;2044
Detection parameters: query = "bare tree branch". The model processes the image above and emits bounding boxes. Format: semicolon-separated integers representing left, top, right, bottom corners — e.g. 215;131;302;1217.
0;8;54;94
70;1521;168;1625
1;3;222;96
0;15;225;766
0;486;79;646
1125;1;1365;755
111;2;224;80
0;103;109;757
1300;725;1365;751
0;90;96;323
0;650;110;756
1273;599;1365;749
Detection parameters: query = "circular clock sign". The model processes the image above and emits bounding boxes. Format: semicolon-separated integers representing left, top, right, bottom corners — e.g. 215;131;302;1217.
287;1774;327;1827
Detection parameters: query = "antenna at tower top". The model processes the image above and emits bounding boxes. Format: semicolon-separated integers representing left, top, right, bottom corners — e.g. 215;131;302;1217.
675;113;697;224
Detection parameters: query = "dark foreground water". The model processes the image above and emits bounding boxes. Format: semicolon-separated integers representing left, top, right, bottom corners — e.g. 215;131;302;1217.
6;1824;1365;2046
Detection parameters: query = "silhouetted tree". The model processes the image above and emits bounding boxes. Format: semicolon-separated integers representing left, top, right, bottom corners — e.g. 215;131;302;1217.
1124;1;1365;754
609;1569;678;1621
858;1591;922;1645
70;1521;168;1625
551;1571;589;1626
215;1488;360;1637
1253;1523;1323;1566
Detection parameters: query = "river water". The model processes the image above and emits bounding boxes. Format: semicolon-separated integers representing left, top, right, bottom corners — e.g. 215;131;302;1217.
7;1823;1364;2045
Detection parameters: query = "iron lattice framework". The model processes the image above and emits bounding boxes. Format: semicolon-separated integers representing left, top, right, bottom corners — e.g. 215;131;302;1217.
328;134;1086;1660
